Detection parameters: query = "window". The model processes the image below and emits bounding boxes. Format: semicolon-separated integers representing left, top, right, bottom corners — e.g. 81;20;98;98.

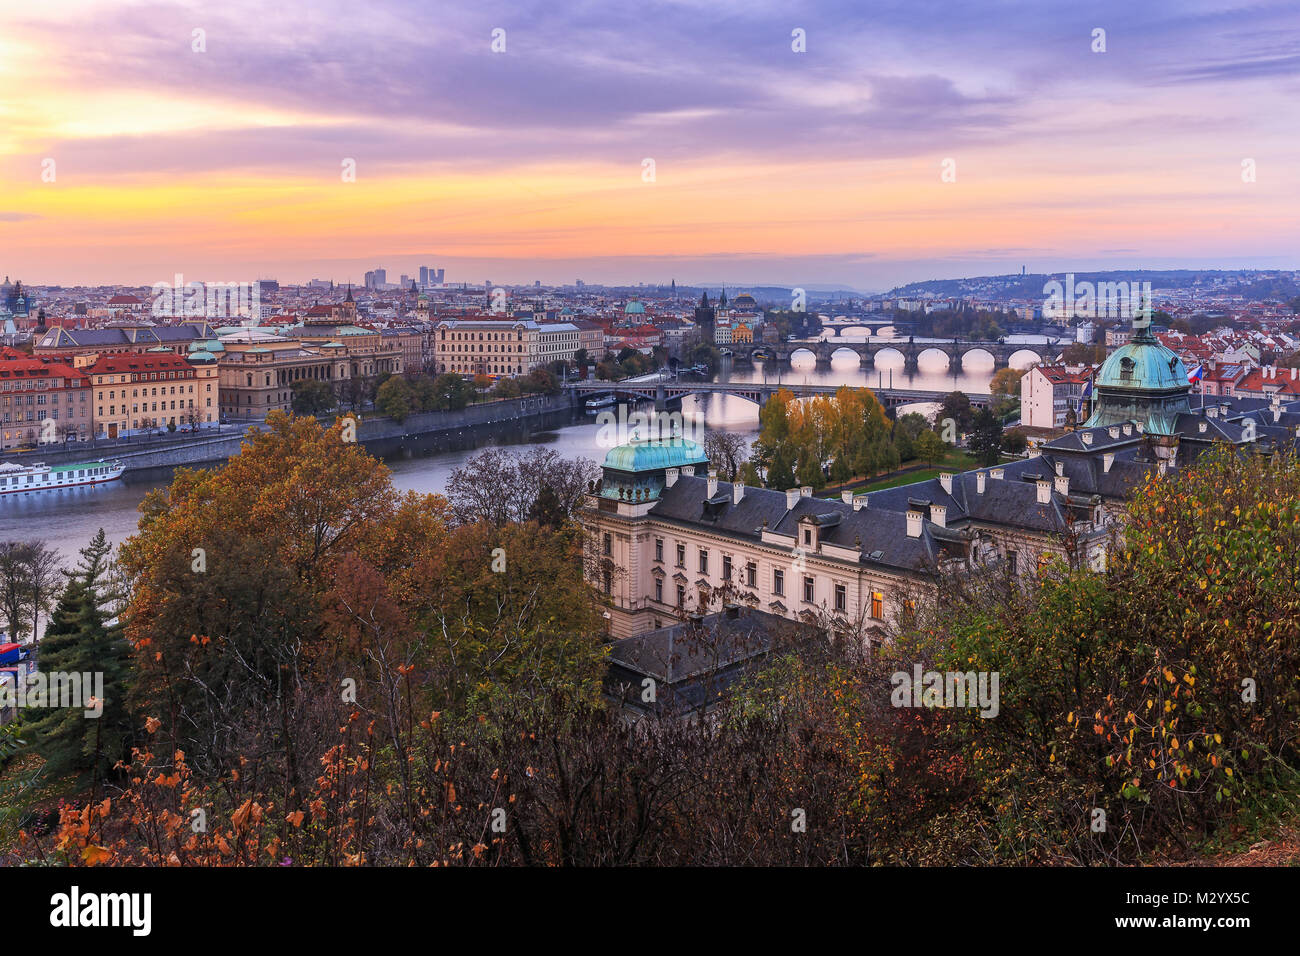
676;543;685;568
654;538;663;562
835;584;846;612
871;591;884;619
603;532;612;556
602;570;612;595
746;561;757;587
676;585;685;607
698;549;708;575
722;555;732;582
654;578;663;603
902;598;917;624
803;529;812;546
803;576;815;603
773;569;784;597
1006;550;1019;575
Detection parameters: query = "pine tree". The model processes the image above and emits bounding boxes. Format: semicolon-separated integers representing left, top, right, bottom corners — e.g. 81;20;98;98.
22;530;133;788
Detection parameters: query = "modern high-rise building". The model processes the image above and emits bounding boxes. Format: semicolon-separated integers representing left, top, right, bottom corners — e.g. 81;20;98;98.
419;266;429;286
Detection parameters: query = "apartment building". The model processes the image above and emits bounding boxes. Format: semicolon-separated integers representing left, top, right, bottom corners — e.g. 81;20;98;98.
0;348;92;449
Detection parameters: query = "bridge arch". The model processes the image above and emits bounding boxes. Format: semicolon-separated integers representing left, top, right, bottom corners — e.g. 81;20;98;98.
916;346;953;369
871;345;907;364
1007;348;1045;367
788;346;819;364
830;345;866;362
960;346;997;364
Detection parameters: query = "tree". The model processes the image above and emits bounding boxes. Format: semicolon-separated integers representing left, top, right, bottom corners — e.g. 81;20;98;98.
375;375;416;422
23;530;132;788
915;429;946;467
290;378;337;416
934;391;973;437
446;447;600;527
1001;428;1029;455
989;367;1023;399
0;541;61;642
968;408;1004;466
703;430;751;481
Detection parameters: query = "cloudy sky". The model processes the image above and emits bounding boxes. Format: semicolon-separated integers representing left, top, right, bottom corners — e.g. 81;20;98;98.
1;0;1298;289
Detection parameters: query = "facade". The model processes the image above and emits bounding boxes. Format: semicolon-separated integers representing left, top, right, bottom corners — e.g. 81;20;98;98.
1022;364;1092;429
433;318;588;377
0;348;92;448
87;352;214;438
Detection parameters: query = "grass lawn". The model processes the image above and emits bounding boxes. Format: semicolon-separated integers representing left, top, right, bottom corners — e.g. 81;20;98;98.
819;449;979;497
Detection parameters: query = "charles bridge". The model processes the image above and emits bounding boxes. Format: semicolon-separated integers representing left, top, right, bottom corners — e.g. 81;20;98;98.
723;337;1061;372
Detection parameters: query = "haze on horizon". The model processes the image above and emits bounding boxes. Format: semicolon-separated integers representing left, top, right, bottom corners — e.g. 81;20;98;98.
1;0;1298;290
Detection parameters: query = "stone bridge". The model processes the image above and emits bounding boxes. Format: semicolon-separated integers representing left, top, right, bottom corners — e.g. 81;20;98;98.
726;338;1058;372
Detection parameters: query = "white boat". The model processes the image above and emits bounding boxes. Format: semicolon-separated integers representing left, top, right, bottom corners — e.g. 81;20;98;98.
0;459;126;495
585;394;616;410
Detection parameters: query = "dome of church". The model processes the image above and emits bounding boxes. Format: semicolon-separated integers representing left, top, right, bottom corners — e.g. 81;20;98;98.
624;300;646;315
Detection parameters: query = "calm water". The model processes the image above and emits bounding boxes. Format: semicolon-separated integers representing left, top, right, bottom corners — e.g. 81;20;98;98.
2;330;1052;564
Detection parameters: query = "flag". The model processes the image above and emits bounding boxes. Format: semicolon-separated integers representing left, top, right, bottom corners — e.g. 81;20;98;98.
1080;378;1093;399
1187;364;1204;383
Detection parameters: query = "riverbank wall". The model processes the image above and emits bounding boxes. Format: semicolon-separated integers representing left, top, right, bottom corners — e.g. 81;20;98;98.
5;393;583;474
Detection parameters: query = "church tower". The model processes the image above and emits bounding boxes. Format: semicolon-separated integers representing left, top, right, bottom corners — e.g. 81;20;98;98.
694;291;716;345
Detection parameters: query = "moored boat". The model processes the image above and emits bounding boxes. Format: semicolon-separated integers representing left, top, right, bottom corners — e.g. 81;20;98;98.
0;458;126;495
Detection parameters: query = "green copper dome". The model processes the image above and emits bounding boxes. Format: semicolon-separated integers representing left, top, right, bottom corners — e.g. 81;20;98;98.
599;437;709;502
602;437;707;473
624;300;646;315
1094;331;1189;391
1085;327;1193;435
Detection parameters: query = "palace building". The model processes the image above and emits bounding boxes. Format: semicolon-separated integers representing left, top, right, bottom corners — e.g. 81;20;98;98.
582;326;1300;641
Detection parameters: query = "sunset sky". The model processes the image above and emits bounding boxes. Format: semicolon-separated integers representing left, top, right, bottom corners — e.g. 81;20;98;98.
1;0;1298;289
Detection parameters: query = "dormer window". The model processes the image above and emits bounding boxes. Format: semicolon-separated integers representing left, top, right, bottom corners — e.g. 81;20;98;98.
1119;357;1135;382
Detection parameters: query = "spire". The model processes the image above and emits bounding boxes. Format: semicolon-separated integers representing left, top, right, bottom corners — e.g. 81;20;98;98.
345;284;353;302
699;290;709;307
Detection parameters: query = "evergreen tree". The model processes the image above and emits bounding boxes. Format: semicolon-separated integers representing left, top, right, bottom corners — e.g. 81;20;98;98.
766;447;796;490
23;530;132;788
969;408;1004;467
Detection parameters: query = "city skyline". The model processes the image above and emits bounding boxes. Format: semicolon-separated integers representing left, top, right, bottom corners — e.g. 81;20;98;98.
2;0;1299;288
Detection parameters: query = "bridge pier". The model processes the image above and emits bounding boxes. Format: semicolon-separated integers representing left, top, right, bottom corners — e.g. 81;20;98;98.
904;354;920;374
858;351;874;370
993;355;1011;370
950;352;963;373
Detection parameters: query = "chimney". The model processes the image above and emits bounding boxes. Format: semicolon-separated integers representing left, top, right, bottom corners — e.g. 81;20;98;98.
1036;478;1051;504
665;467;679;488
938;473;953;495
905;509;923;537
976;472;986;494
1054;474;1070;496
841;490;854;504
800;486;813;498
785;488;799;510
1103;453;1115;473
1198;421;1207;433
990;467;1005;480
1108;425;1120;438
682;465;695;477
1273;406;1282;423
1082;431;1093;445
733;482;745;504
852;494;868;511
1054;460;1064;477
1157;460;1167;476
706;470;718;498
930;503;946;528
1122;423;1132;436
1206;406;1218;419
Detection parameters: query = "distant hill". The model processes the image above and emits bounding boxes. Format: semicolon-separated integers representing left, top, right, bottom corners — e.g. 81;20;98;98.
888;270;1300;302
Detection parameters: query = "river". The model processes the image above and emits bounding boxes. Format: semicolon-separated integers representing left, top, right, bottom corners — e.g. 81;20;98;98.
2;329;1053;564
